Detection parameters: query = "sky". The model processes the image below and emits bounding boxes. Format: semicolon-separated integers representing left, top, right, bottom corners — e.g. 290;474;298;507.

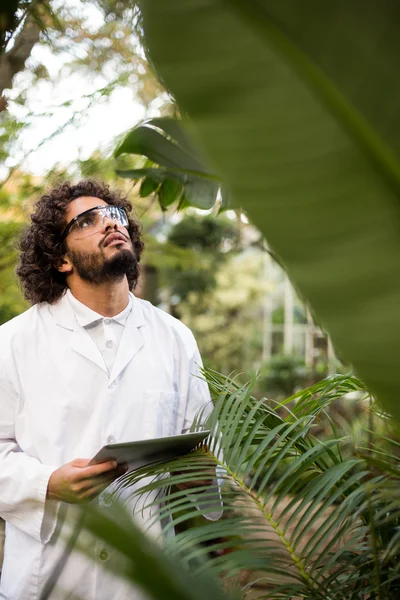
4;1;150;176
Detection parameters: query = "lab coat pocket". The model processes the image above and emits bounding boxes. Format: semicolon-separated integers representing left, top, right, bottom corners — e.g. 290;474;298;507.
143;390;185;438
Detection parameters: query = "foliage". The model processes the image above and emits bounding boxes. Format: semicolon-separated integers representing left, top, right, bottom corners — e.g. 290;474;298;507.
0;220;28;324
0;0;165;184
179;251;270;374
72;372;400;600
162;214;239;302
135;0;400;422
168;214;238;252
43;502;231;600
256;354;310;399
115;117;224;212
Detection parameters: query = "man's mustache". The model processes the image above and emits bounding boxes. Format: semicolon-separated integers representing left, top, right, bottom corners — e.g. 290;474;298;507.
100;231;130;248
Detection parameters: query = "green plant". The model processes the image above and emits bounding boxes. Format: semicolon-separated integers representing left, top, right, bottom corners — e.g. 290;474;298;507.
257;354;310;398
164;213;239;302
114;118;224;211
0;220;28;324
77;372;400;599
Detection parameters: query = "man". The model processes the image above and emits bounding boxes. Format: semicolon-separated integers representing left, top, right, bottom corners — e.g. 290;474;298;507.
0;180;219;600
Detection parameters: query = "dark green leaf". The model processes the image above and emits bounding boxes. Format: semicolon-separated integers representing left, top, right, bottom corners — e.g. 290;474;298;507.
140;176;160;197
159;178;184;208
84;505;231;600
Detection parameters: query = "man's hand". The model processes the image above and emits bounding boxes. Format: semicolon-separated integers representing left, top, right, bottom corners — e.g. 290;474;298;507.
47;458;127;503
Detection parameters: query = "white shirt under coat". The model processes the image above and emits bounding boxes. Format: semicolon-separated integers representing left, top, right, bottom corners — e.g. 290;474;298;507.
67;289;133;376
0;291;218;600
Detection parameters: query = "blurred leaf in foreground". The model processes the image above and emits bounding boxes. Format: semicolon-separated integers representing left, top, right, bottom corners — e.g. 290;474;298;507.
137;0;400;421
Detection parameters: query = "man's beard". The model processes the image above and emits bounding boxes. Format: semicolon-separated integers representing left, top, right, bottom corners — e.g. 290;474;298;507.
67;247;139;287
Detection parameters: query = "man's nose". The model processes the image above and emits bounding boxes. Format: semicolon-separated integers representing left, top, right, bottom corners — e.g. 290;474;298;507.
102;216;120;231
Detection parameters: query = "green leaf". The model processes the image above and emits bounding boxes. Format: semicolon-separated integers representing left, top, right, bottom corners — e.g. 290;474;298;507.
83;505;231;600
140;176;160;197
218;186;233;213
116;371;390;600
116;168;172;181
115;123;209;176
138;0;400;420
148;117;202;159
159;178;184;209
101;370;400;598
115;123;220;209
184;177;219;210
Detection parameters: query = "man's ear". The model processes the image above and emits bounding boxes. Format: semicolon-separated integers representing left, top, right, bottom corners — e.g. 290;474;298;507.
56;256;73;274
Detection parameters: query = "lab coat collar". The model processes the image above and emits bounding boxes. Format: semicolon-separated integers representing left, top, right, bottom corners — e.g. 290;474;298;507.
50;291;145;331
65;289;133;328
49;291;146;378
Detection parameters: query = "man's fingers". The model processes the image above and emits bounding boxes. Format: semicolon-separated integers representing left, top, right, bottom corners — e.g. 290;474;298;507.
71;458;91;468
75;460;119;481
78;465;127;491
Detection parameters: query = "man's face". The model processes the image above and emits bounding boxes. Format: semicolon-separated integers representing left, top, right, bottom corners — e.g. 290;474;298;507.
62;196;137;284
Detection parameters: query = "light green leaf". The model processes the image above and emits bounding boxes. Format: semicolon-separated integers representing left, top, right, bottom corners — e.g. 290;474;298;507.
181;176;219;210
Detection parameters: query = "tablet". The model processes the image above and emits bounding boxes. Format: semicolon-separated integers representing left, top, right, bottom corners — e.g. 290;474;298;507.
89;430;211;470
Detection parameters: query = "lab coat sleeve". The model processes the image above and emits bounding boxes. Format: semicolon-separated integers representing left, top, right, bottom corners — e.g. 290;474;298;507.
0;368;59;543
182;345;223;521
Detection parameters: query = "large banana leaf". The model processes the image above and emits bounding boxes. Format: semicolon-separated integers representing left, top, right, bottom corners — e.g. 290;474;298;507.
137;0;400;419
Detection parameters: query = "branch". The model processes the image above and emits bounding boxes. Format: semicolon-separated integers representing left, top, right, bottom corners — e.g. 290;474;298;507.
0;14;41;112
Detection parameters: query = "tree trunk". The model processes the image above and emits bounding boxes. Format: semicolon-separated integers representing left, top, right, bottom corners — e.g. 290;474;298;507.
0;14;41;112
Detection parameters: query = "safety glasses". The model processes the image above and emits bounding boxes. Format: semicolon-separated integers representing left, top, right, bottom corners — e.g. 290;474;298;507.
62;205;129;240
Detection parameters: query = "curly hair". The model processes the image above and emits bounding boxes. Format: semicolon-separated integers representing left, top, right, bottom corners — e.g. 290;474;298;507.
16;180;144;305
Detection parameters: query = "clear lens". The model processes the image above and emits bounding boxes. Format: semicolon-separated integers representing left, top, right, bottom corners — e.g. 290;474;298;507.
70;206;128;239
75;209;101;231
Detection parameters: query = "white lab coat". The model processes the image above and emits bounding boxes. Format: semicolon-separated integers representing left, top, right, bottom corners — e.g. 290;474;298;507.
0;292;216;599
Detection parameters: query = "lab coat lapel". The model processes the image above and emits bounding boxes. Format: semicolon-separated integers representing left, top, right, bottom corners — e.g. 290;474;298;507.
70;327;108;373
50;292;108;374
109;294;145;384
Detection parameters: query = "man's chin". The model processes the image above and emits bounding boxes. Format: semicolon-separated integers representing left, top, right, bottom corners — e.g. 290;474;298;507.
103;249;137;279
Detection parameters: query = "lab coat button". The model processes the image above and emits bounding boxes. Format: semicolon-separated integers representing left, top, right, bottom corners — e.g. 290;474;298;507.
106;340;113;349
107;435;116;444
108;382;116;389
99;549;109;562
104;318;111;325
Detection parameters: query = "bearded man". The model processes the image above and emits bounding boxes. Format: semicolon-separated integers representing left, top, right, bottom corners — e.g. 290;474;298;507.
0;180;219;600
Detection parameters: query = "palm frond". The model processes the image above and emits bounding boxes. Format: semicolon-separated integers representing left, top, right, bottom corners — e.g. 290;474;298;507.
80;370;400;599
